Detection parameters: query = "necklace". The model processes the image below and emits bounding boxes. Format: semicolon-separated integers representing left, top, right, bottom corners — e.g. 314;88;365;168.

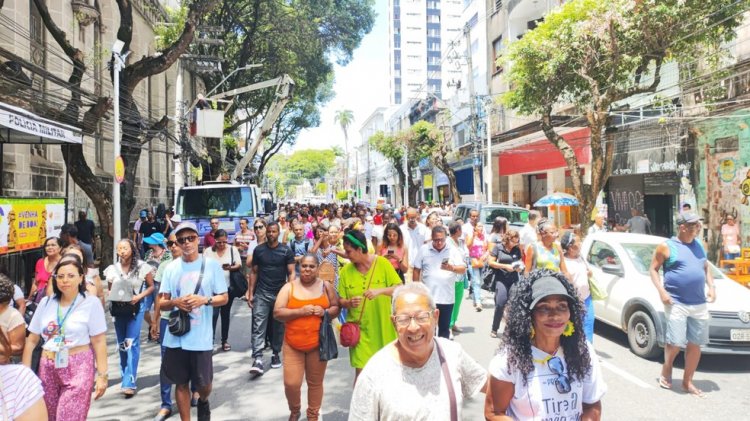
531;344;558;365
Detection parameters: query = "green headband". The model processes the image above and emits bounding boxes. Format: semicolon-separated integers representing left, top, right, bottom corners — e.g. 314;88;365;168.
344;233;367;252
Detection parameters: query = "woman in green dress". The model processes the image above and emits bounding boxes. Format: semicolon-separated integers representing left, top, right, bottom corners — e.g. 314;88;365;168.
337;229;401;383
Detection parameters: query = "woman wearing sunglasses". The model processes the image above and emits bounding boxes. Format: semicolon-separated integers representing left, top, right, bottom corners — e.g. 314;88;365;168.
485;270;606;421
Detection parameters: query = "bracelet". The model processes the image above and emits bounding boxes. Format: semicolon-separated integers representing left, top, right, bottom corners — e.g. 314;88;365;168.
96;371;108;379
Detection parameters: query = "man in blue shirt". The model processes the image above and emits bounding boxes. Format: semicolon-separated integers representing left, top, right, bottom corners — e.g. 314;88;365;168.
649;212;715;398
159;222;228;421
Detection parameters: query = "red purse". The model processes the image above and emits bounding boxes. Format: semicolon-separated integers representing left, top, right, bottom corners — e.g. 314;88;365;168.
340;260;377;348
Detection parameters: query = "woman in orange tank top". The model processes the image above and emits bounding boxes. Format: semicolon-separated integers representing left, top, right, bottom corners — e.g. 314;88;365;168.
274;254;340;421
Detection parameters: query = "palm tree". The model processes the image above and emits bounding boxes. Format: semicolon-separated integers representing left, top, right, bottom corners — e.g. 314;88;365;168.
334;109;354;193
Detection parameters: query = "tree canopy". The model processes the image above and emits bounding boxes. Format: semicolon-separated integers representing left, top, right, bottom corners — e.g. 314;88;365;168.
502;0;748;231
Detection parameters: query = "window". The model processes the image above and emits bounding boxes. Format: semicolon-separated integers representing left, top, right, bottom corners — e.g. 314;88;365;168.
427;14;440;23
492;36;504;73
587;241;622;269
493;0;503;14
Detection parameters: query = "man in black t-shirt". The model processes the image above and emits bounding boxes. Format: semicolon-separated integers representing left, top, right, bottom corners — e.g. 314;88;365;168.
74;210;96;247
247;221;295;379
139;211;161;257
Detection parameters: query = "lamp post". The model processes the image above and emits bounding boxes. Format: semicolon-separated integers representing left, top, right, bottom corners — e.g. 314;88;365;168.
112;39;129;262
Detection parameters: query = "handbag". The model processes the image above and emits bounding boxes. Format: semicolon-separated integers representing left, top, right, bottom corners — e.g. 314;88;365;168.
480;268;496;292
588;274;608;301
228;247;247;298
319;309;339;361
168;258;206;337
340;259;377;348
109;264;144;319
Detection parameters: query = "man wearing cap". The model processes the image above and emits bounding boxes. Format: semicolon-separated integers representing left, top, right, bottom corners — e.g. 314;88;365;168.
158;222;228;420
649;212;715;398
144;232;172;343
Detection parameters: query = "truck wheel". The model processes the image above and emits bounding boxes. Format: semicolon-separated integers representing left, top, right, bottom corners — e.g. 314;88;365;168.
627;310;661;359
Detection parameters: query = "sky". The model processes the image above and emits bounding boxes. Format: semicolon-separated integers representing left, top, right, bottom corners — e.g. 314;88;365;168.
292;0;390;152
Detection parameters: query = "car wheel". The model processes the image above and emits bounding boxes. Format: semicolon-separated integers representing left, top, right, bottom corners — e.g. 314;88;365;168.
627;310;661;359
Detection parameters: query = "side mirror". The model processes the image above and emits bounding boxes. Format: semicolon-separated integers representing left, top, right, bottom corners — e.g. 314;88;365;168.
601;264;624;277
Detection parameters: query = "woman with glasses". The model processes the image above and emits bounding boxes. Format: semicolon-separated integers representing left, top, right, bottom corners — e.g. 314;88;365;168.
204;229;242;351
561;232;595;343
23;258;109;420
28;237;62;303
487;230;523;338
273;255;340;421
524;219;569;278
485;270;605;421
338;229;401;383
62;244;104;306
103;239;155;397
246;219;268;268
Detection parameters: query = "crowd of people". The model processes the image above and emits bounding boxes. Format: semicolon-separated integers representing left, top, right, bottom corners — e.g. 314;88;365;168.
0;199;724;420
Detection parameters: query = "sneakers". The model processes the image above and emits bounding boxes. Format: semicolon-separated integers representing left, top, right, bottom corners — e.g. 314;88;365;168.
197;399;210;421
249;358;265;379
475;303;482;312
270;354;282;369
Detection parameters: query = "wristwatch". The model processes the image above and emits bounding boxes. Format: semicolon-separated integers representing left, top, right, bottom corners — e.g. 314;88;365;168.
207;296;213;306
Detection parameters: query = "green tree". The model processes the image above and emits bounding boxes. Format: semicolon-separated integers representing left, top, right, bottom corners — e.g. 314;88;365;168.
502;0;747;232
334;109;355;191
369;130;426;205
409;121;462;203
283;149;338;186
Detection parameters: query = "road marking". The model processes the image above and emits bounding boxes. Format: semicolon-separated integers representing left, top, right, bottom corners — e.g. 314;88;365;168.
597;356;655;389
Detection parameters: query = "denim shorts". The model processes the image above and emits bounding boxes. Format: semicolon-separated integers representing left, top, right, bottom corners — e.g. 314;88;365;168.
665;302;709;347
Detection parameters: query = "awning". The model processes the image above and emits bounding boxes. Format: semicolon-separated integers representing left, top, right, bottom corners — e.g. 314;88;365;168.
498;127;591;176
0;102;82;144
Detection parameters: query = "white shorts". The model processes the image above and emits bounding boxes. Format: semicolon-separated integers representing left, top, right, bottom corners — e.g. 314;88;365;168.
665;302;709;347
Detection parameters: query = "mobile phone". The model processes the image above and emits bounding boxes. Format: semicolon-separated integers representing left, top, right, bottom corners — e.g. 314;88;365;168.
442;258;449;265
387;249;394;255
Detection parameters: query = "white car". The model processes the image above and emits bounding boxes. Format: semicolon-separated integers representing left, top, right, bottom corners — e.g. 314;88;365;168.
582;232;750;359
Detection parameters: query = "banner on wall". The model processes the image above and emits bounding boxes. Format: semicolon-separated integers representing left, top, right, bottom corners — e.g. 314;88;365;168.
0;197;65;254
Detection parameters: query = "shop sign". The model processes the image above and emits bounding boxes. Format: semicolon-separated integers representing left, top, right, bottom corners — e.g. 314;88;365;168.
0;105;82;144
718;158;737;183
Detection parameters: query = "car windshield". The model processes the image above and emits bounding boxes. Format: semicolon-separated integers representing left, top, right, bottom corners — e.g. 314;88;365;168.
177;187;254;218
480;207;529;225
621;242;725;278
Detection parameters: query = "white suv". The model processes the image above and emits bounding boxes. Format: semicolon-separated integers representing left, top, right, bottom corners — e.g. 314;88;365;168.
582;232;750;358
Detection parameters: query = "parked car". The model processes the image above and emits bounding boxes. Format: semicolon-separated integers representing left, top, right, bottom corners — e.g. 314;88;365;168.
582;232;750;358
453;202;529;233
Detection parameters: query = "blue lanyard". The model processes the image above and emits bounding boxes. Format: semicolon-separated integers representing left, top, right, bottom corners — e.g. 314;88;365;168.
56;295;78;336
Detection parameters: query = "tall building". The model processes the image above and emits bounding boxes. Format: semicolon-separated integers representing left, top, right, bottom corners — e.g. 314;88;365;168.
387;0;464;104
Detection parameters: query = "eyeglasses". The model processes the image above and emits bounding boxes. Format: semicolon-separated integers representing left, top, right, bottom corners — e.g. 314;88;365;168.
393;311;432;328
300;264;317;269
548;356;572;394
176;235;198;245
254;225;265;230
166;241;176;247
54;273;81;280
215;240;227;244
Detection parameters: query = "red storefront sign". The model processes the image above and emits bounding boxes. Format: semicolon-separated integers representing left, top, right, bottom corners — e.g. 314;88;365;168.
498;128;591;176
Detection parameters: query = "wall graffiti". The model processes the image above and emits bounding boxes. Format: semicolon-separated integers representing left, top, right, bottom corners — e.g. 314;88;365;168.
741;169;750;205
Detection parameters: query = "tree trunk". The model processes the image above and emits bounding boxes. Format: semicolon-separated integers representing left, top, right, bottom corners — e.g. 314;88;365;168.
433;156;461;204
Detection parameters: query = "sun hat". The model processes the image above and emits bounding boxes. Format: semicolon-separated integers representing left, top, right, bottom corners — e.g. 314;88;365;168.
143;232;166;247
529;276;575;310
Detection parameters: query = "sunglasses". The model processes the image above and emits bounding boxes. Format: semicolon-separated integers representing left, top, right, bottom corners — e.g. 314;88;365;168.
254;225;265;230
166;241;176;247
548;356;572;394
176;235;197;245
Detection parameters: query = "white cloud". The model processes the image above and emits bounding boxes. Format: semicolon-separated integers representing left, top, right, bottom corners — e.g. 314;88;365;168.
293;0;389;152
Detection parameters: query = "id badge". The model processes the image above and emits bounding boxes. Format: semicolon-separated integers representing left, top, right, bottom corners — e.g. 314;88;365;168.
55;347;69;368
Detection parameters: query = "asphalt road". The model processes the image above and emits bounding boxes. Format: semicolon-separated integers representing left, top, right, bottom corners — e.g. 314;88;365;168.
88;290;750;420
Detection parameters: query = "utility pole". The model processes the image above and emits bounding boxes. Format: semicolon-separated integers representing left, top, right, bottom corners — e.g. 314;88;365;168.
403;143;409;207
464;24;482;202
174;59;184;204
485;99;493;204
112;40;129;262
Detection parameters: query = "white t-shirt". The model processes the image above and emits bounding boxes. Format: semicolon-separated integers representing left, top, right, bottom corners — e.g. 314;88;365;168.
203;246;240;287
0;364;44;419
28;295;107;351
348;338;487;421
400;223;430;266
104;261;154;302
10;284;23;309
564;256;590;301
519;224;538;250
488;344;607;421
413;243;465;304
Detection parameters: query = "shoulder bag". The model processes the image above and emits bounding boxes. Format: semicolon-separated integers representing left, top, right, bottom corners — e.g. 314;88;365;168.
583;258;607;301
436;339;458;421
319;283;339;361
109;265;143;319
228;247;248;298
168;258;206;337
340;259;377;348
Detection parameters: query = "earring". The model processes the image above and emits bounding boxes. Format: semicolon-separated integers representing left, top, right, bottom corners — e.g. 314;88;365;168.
530;325;535;339
562;321;575;337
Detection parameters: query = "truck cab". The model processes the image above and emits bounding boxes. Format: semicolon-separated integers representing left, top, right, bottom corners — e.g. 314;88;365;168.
174;181;263;247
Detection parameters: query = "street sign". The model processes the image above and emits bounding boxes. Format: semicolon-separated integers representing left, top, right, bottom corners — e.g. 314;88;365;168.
115;155;125;184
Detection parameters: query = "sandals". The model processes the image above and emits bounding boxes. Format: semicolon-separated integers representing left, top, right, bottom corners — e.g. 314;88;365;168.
222;342;232;352
658;376;672;390
490;331;498;338
683;385;707;398
122;388;136;398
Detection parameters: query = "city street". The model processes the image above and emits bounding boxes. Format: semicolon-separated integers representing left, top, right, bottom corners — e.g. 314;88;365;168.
88;290;750;421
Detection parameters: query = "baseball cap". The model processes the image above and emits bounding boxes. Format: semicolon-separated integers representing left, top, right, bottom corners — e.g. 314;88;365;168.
676;212;700;225
173;222;198;236
143;232;166;246
139;210;148;218
529;276;575;310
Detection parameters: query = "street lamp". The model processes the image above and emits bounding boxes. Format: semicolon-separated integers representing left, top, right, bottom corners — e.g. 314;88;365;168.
112;39;130;262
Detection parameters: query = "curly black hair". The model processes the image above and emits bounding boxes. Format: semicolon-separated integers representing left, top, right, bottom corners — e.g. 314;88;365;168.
500;269;591;386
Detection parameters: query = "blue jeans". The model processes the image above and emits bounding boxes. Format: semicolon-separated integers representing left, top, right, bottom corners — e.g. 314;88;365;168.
470;267;483;305
583;295;595;343
158;318;173;409
113;303;146;389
